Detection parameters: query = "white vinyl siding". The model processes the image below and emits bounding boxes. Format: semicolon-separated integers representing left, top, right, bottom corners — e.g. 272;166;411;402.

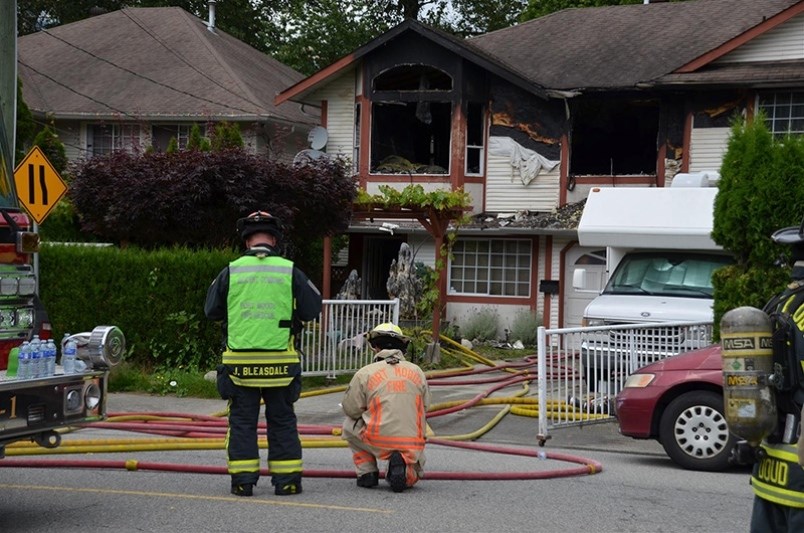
408;235;437;268
310;71;356;162
689;127;730;173
58;123;82;161
546;239;562;330
485;152;560;212
715;12;804;63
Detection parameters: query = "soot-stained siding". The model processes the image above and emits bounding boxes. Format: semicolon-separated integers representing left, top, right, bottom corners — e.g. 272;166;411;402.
488;81;564;161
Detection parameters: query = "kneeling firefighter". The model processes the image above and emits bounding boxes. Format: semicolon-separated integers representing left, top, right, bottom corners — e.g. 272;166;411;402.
722;218;804;532
204;211;322;497
341;323;430;492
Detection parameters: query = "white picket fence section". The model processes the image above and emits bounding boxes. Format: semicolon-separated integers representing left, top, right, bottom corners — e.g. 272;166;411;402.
299;299;400;377
535;321;714;444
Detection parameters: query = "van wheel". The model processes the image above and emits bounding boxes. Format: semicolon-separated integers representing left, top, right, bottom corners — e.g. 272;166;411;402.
659;391;735;471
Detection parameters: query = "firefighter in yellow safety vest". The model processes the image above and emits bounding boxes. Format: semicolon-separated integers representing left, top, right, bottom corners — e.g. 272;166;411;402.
205;211;322;497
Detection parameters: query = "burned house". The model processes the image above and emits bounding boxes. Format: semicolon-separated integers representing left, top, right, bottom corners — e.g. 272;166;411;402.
275;0;804;334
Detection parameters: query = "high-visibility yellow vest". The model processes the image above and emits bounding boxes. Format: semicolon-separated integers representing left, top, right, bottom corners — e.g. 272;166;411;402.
223;255;299;387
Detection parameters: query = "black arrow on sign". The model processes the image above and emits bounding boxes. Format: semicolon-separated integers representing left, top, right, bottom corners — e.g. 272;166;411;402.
27;163;49;205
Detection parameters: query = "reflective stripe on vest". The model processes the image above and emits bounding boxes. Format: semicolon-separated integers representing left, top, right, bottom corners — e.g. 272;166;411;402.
751;441;804;508
222;349;299;388
227;255;294;351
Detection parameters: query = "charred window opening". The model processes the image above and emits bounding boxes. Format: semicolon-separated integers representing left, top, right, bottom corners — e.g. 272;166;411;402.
570;100;659;176
370;65;453;175
371;102;451;174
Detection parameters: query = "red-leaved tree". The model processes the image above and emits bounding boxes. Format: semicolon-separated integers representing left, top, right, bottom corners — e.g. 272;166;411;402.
68;149;357;251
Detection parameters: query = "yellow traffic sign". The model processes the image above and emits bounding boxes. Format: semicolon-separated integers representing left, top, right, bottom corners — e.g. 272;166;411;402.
13;146;68;224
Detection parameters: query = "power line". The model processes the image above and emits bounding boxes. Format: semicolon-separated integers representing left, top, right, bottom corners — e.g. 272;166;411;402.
120;9;268;114
40;28;268;118
19;60;136;119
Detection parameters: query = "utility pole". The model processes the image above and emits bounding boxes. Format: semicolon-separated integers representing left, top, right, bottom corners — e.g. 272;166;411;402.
0;0;17;166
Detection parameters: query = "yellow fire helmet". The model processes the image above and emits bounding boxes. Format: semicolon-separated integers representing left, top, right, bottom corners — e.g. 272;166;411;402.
365;322;409;350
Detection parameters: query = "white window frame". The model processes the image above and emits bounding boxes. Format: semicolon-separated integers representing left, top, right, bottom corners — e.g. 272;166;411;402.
89;124;141;156
465;102;486;176
448;238;532;297
353;102;361;174
151;124;205;152
757;91;804;135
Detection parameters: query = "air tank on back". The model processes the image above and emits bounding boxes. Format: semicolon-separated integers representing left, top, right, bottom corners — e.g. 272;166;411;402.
720;306;777;446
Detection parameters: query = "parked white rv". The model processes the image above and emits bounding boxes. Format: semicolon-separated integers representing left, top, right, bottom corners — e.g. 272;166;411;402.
573;173;731;388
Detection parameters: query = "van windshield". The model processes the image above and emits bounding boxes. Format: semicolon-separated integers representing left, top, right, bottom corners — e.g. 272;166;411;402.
603;252;732;298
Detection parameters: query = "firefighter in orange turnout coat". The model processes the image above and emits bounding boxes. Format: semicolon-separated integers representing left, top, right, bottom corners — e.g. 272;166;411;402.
341;323;430;492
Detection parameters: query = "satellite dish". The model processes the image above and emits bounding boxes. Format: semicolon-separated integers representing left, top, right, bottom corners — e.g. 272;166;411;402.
293;148;324;166
308;126;328;150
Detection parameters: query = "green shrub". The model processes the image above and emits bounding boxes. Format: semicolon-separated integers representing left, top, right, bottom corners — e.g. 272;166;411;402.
508;310;541;346
38;244;238;372
712;113;804;337
459;308;499;342
38;199;101;243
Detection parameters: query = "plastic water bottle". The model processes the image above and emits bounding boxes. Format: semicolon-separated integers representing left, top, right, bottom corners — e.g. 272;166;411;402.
30;336;42;378
46;339;57;376
17;341;30;379
62;335;77;375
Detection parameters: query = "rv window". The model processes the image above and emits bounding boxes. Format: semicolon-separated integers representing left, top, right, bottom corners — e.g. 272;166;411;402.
604;252;732;298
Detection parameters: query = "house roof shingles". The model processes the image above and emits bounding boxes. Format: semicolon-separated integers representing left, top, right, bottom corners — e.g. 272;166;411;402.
469;0;800;91
19;7;314;124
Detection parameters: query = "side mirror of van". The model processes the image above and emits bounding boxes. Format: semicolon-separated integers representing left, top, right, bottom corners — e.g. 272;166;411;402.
573;268;587;290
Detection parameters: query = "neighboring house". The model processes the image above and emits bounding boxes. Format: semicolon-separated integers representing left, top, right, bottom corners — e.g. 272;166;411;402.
18;7;316;163
275;0;804;334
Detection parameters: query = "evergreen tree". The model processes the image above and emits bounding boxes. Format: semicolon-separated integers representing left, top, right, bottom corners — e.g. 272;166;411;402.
211;122;244;151
166;137;179;154
15;79;35;164
186;124;210;152
711;114;804;332
32;123;67;174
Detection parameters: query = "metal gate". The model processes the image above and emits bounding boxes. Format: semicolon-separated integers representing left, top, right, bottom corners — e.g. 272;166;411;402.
298;298;400;377
535;321;713;443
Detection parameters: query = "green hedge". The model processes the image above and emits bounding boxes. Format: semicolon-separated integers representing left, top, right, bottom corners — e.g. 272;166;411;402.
38;244;239;371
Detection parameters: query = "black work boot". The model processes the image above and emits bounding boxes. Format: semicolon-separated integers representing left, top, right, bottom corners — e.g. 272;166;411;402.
387;451;407;493
231;483;254;497
274;480;302;496
356;471;379;488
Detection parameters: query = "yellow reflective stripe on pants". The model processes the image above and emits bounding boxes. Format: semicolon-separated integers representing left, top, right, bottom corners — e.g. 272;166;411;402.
752;477;804;508
269;459;303;475
228;458;260;475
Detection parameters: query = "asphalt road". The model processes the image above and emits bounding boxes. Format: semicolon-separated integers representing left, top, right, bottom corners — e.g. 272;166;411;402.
0;377;755;533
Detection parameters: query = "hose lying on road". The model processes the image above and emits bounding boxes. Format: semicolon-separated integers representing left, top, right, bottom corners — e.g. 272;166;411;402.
0;339;606;480
0;437;602;479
